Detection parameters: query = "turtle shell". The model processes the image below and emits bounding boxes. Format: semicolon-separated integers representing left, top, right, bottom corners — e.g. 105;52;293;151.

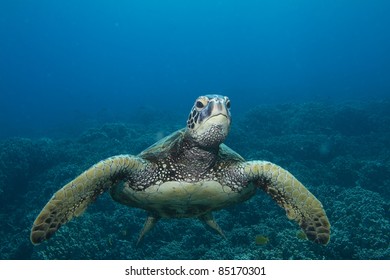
138;128;186;161
139;128;245;164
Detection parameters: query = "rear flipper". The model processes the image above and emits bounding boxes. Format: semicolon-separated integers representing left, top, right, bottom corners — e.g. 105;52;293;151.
199;212;226;239
137;214;160;245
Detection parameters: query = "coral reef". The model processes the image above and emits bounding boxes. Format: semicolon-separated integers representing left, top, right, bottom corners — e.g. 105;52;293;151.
0;101;389;259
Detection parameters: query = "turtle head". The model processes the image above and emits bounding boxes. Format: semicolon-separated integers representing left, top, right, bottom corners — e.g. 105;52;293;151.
186;95;231;148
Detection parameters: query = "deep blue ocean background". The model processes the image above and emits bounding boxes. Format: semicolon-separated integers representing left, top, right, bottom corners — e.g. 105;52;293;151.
0;1;389;259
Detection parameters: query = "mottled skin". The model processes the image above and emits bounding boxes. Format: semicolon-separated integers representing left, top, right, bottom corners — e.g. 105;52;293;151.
31;95;331;246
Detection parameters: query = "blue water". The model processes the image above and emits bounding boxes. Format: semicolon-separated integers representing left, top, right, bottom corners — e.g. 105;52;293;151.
1;0;389;138
0;1;389;260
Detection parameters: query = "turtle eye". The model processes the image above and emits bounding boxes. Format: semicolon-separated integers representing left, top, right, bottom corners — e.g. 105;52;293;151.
196;101;204;109
225;98;231;109
195;97;208;110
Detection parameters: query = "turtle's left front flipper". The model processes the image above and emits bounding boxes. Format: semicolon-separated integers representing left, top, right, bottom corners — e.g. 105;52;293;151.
30;155;147;245
242;161;330;245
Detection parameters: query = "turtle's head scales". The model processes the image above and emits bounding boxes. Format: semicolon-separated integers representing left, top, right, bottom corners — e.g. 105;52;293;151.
186;95;231;148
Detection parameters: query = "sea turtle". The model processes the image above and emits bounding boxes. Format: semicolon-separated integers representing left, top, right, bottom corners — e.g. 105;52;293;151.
30;95;331;245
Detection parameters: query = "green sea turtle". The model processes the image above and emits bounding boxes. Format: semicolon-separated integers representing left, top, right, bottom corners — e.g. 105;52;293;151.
30;95;330;245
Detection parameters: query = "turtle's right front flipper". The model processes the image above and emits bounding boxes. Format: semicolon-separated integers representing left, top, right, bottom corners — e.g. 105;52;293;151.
30;155;147;245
